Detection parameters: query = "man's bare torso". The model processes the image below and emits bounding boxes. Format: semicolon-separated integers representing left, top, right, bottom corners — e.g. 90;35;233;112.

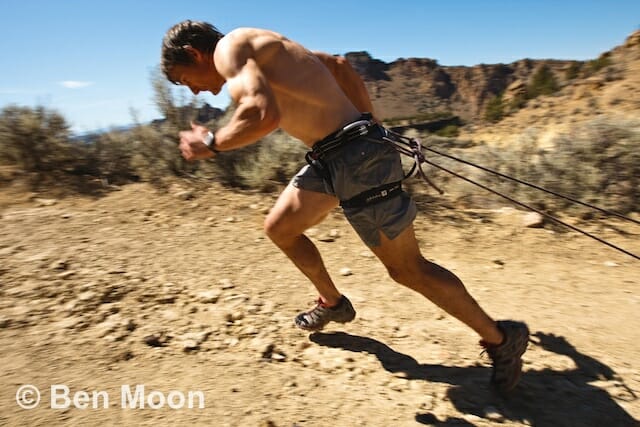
214;28;362;145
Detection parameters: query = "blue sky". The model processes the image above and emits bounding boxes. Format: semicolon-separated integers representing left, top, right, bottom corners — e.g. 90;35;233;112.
1;0;638;134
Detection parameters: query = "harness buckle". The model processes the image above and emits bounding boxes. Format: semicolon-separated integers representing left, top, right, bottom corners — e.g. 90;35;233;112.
337;120;373;136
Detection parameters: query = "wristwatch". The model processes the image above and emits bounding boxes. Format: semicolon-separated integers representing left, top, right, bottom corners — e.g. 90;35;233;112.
203;131;219;154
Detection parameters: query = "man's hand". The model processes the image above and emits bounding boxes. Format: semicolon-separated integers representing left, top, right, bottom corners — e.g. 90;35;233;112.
179;122;216;161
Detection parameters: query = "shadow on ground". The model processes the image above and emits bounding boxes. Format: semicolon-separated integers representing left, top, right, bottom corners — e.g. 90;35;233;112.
309;331;638;427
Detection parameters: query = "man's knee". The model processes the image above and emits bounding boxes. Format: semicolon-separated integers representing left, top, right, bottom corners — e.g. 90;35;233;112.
385;257;443;287
264;210;310;245
386;264;408;285
264;207;331;245
385;261;420;286
263;213;288;242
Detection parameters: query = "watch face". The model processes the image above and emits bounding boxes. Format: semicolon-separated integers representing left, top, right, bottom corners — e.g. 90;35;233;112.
204;131;214;146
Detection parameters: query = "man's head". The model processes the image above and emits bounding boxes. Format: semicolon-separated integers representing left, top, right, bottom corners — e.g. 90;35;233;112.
161;20;224;87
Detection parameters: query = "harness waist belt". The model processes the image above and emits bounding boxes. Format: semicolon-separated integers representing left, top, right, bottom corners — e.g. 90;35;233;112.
340;181;403;209
308;113;376;160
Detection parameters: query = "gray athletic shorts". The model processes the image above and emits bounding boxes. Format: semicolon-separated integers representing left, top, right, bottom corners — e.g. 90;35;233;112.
291;127;417;247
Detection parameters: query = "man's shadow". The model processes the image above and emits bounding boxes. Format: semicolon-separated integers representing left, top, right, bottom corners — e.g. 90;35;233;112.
309;331;638;427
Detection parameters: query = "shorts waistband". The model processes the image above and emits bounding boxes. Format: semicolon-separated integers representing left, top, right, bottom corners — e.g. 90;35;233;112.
310;113;377;160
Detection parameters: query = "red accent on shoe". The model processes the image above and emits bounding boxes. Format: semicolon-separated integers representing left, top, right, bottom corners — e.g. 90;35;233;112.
317;297;331;308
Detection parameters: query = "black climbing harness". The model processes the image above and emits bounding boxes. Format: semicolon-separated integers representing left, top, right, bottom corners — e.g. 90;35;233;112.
305;116;638;261
381;128;640;261
306;113;406;209
340;180;403;209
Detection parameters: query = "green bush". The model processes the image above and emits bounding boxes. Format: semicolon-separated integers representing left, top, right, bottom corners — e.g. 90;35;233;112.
508;93;528;111
484;95;505;123
527;65;559;99
586;53;612;75
565;62;582;80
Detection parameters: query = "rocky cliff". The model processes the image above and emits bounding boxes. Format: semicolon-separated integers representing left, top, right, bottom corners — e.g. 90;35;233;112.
346;29;640;125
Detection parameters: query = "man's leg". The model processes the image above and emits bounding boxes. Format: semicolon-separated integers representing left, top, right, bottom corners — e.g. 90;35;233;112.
369;224;504;345
370;224;529;394
264;183;343;306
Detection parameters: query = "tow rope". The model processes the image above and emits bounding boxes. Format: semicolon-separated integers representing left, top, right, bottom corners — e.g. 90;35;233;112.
381;129;640;261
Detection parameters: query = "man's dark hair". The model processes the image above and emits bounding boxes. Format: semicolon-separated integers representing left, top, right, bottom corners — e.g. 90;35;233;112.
161;20;224;84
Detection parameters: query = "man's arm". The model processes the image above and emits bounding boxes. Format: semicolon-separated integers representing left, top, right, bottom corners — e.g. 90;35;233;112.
178;39;280;161
214;57;280;151
313;51;376;118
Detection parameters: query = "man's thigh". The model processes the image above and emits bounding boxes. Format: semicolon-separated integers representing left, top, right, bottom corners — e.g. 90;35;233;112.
266;183;339;236
368;223;422;272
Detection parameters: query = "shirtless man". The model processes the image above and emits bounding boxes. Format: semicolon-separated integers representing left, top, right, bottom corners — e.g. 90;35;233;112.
161;20;529;394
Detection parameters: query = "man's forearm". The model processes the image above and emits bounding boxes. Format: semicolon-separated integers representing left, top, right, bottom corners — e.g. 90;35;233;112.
212;102;279;152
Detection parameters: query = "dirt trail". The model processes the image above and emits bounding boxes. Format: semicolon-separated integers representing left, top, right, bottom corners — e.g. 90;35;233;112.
1;182;638;426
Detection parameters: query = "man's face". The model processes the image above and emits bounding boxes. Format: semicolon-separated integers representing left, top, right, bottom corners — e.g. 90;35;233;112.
169;48;224;95
170;63;222;95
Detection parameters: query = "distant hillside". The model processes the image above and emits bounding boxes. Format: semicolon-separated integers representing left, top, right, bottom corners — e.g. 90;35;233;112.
346;29;640;128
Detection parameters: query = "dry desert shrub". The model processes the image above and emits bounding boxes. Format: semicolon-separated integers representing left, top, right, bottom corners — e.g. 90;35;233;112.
0;105;73;174
233;131;307;191
440;117;640;215
534;117;639;214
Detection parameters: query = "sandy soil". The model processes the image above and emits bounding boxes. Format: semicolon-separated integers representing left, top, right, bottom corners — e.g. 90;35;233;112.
0;182;638;426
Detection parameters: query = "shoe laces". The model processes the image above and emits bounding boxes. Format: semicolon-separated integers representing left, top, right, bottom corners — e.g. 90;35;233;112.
478;340;499;359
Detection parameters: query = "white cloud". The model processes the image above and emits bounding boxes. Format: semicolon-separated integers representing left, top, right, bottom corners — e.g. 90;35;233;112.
59;81;94;89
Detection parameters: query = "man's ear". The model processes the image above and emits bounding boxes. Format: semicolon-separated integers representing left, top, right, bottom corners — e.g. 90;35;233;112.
182;45;204;63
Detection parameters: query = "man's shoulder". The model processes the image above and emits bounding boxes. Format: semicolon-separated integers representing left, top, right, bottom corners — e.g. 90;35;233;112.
224;27;256;39
217;28;250;50
216;28;282;56
214;29;254;75
215;28;289;74
222;27;283;44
